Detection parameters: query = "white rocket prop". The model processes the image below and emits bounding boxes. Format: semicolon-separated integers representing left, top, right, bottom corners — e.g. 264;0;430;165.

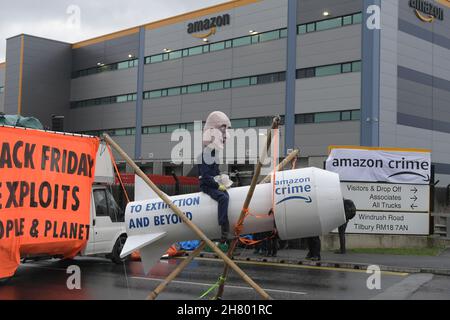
120;168;346;273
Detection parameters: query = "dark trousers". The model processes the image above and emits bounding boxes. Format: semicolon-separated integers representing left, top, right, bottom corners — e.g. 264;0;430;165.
266;237;278;256
338;222;348;253
202;187;229;226
306;237;321;258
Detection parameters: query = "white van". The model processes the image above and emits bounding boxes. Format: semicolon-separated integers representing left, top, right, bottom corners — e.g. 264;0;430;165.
79;143;128;264
20;142;128;264
81;184;128;263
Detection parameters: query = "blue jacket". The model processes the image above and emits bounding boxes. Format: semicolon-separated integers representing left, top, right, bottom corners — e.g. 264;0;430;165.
198;149;220;191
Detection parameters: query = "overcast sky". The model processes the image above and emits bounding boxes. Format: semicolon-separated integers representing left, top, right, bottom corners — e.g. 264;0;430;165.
0;0;226;62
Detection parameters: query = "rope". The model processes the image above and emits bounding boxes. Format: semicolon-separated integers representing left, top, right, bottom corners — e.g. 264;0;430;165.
106;142;131;204
233;129;280;247
198;276;227;299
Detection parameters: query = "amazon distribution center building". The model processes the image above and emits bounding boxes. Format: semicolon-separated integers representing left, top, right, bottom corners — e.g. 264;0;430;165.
0;0;450;183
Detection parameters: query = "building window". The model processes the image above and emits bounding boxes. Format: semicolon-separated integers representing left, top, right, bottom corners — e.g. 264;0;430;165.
187;84;202;94
351;110;361;120
315;17;342;32
86;109;360;137
341;111;352;121
306;23;316;32
296;114;314;124
259;30;280;42
315;64;342;77
169;50;182;60
0;86;4;94
232;36;252;47
73;12;363;79
188;46;203;56
342;63;352;73
343;15;353;26
315;112;341;123
167;87;180;96
352;61;362;72
231;77;250;88
210;41;225;51
73;61;361;107
352;13;363;24
209;81;224;91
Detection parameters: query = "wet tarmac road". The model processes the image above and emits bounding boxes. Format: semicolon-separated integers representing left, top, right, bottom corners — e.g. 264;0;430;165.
0;256;414;300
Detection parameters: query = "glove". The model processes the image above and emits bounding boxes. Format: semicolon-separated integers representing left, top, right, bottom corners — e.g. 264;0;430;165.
218;184;227;192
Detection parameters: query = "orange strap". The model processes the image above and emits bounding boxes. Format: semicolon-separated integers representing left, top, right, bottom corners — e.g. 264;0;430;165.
234;128;280;245
105;143;131;204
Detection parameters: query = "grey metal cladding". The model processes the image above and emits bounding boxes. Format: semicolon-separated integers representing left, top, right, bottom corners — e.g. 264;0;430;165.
20;35;72;128
142;96;183;126
144;59;183;91
297;24;361;68
231;82;285;118
181;49;233;85
297;0;362;24
0;66;4;111
179;90;232;123
0;67;5;85
70;67;138;101
433;162;450;175
4;36;21;114
68;102;136;132
294;121;360;156
398;19;450;50
72;33;139;71
231;39;286;78
398;66;450;93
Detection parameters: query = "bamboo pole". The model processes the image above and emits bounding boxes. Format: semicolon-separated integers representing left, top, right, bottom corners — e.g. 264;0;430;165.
148;148;299;300
214;117;280;300
146;241;207;300
103;133;272;300
259;148;300;184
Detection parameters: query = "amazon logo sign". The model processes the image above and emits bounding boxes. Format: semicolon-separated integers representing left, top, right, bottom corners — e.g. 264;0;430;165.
409;0;444;22
187;14;231;39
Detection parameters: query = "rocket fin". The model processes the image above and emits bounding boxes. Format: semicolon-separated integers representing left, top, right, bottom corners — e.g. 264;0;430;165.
120;232;167;258
139;240;174;274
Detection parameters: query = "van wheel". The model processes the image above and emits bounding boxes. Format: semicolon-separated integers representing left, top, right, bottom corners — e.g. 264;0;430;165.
111;235;128;264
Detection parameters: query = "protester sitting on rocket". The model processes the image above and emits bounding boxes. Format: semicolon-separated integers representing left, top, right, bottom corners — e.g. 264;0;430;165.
198;111;232;242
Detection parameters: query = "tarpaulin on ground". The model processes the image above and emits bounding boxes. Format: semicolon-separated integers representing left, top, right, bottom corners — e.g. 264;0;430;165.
0;127;99;278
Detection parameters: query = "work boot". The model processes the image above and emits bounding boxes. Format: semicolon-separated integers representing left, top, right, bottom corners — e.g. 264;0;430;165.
220;223;231;242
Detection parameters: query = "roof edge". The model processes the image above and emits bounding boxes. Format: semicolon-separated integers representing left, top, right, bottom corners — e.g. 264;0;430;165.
72;0;259;49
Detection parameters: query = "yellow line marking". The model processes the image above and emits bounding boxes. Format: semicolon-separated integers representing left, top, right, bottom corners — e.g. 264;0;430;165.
179;256;409;277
